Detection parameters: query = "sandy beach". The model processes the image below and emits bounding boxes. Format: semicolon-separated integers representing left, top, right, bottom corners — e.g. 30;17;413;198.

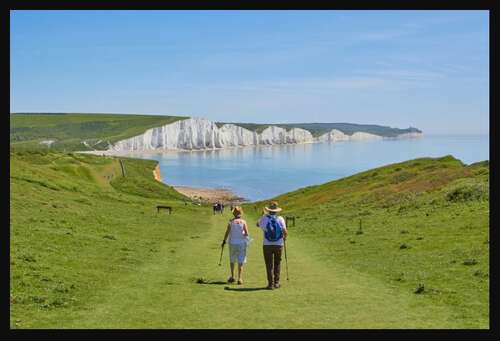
173;185;247;205
150;163;246;204
153;164;162;182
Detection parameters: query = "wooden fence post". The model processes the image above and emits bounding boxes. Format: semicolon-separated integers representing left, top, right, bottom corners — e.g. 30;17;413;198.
119;159;126;177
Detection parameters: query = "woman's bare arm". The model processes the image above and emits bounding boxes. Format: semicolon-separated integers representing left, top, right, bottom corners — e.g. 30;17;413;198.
243;221;249;237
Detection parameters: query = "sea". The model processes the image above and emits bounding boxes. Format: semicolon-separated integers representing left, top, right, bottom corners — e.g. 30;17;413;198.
124;134;489;202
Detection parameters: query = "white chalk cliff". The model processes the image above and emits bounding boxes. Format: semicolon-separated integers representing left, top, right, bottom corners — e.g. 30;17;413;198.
108;118;421;152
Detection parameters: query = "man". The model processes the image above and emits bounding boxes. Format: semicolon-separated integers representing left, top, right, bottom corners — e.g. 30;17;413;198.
257;201;288;290
213;202;221;215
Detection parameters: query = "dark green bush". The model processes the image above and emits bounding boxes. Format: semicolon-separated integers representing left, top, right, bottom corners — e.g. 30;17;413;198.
446;182;488;202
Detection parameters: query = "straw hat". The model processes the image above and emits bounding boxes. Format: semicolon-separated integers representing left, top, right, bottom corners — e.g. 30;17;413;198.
264;201;282;213
232;206;243;217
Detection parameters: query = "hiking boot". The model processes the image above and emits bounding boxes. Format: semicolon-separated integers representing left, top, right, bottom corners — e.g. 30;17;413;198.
273;283;281;289
227;277;235;284
266;283;274;290
237;279;243;285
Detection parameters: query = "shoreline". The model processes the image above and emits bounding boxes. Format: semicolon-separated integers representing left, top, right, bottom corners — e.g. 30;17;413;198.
151;163;247;204
172;185;248;205
153;164;162;182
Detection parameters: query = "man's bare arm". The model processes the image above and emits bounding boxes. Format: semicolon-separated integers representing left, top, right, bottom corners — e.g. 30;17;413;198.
281;217;288;240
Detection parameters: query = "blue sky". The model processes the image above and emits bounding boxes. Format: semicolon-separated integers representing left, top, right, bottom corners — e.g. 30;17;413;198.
10;10;489;134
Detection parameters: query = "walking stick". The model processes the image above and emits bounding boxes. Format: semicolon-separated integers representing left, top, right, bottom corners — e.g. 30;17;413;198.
284;238;289;281
218;242;225;266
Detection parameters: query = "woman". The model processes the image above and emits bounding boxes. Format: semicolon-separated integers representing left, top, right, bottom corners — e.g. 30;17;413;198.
221;206;249;285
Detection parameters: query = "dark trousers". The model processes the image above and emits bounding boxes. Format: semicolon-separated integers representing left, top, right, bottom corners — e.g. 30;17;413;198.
263;245;283;285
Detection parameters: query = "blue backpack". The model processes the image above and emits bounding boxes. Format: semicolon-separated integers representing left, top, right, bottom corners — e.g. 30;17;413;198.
264;214;283;242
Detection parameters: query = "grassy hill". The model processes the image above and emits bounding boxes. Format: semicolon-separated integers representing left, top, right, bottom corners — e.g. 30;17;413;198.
245;155;489;327
10;149;488;328
10;113;186;152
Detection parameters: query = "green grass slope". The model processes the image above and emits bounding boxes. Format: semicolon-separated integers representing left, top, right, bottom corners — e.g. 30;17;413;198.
10;113;186;152
245;155;489;327
10;151;488;328
10;150;191;327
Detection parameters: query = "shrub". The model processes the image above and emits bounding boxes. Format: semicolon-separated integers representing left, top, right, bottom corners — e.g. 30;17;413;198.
446;182;488;202
390;171;415;184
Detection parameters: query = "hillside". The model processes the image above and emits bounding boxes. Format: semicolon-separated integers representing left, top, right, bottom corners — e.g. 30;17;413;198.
10;113;186;152
246;155;489;326
10;150;192;328
10;150;488;328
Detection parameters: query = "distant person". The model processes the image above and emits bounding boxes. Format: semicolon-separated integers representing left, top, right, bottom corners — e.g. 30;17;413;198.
213;202;220;215
257;201;288;289
221;206;249;285
221;203;225;214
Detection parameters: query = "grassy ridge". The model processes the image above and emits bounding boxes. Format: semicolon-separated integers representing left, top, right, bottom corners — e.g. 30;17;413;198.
245;155;489;326
10;113;186;152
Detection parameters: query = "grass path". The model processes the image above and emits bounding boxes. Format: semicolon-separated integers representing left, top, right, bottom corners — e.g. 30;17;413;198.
38;209;465;329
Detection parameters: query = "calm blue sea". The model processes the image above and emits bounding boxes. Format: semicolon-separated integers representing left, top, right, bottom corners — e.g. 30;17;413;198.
126;134;489;202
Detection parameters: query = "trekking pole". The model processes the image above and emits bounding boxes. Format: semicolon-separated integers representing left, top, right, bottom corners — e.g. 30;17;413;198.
218;242;225;266
284;239;289;281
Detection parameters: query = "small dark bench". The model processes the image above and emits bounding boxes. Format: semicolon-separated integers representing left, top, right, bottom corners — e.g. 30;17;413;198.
285;216;296;227
157;205;172;214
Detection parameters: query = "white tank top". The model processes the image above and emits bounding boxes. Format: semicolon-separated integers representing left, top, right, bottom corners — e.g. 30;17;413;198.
229;218;246;245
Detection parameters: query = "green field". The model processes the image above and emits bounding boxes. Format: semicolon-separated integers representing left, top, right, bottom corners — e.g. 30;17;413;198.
10;113;186;152
10;149;488;328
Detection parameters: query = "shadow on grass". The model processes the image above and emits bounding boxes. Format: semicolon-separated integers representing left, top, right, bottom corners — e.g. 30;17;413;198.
197;280;227;285
224;286;270;292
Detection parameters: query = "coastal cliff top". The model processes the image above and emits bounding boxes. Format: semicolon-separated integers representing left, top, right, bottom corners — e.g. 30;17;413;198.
10;113;422;152
217;121;422;138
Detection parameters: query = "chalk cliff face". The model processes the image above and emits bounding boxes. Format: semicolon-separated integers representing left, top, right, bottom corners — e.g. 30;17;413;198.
314;129;384;142
109;118;315;152
315;129;351;142
395;132;424;139
108;117;420;152
350;132;385;141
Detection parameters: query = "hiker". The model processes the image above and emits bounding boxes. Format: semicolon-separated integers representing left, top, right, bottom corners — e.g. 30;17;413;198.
220;203;224;214
257;201;288;289
221;206;249;285
213;202;220;215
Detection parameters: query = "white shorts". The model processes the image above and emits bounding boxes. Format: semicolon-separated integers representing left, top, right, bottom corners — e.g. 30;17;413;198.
229;243;247;264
